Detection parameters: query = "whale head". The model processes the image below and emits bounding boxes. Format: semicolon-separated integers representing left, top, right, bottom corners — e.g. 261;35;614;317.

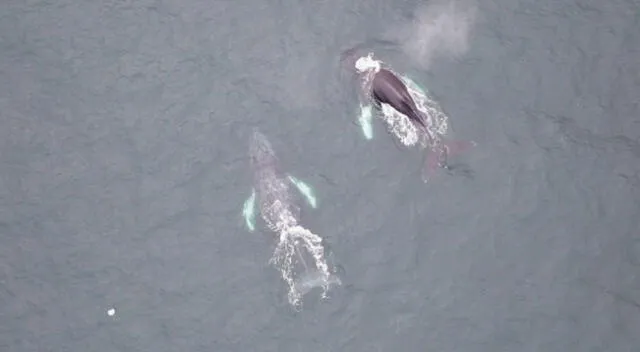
249;128;277;172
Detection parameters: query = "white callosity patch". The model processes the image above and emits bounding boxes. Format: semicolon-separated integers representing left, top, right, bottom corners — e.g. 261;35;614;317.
355;53;381;73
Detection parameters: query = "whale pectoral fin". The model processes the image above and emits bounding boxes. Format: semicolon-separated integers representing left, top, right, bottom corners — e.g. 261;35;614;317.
242;189;257;232
287;175;317;209
358;104;374;140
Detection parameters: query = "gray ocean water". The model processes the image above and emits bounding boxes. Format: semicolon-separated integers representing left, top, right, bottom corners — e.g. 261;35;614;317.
1;0;640;351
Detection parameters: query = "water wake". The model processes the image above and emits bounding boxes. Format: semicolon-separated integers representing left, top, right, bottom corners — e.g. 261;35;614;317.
269;225;340;307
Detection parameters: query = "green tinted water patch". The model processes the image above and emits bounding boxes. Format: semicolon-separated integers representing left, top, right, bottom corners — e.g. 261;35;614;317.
242;189;256;232
401;75;426;95
287;175;317;209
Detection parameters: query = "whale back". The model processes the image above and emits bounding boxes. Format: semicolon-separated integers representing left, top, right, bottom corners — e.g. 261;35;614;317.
248;129;299;230
372;69;426;129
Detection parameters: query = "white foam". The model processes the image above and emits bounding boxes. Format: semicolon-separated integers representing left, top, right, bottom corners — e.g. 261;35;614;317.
354;53;381;73
269;225;340;307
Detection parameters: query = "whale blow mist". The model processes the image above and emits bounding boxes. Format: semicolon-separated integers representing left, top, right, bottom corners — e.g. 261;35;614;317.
389;0;477;70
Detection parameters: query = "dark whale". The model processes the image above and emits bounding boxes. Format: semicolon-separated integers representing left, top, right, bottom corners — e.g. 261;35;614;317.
371;68;429;133
348;52;476;182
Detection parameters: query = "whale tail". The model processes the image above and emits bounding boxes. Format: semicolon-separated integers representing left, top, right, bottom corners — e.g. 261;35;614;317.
422;139;476;183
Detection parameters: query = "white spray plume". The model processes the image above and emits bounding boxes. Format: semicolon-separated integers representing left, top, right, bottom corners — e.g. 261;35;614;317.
389;0;477;70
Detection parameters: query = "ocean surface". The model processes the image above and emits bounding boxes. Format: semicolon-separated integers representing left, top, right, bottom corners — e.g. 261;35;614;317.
1;0;639;351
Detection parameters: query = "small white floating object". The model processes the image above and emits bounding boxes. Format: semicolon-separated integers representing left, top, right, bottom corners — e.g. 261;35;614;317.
107;308;115;316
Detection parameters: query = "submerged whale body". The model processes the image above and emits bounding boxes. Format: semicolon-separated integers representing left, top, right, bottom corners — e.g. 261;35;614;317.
242;129;340;307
